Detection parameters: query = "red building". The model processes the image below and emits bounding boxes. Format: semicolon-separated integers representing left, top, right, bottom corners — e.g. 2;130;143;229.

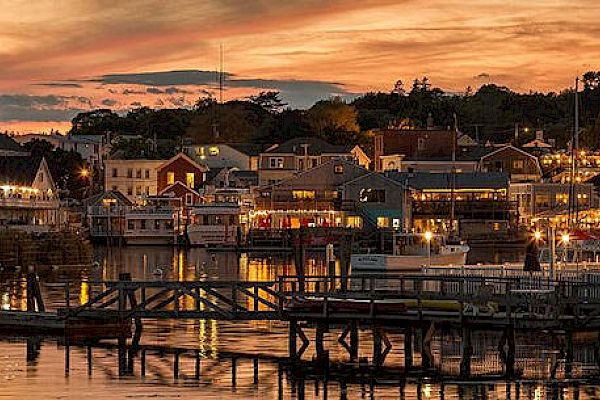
374;128;456;172
157;153;208;194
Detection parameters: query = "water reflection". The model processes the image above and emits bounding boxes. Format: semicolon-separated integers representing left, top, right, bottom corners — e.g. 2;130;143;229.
3;245;600;399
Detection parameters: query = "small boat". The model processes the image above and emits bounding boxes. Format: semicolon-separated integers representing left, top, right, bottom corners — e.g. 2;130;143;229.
350;233;470;273
123;197;180;245
186;202;243;246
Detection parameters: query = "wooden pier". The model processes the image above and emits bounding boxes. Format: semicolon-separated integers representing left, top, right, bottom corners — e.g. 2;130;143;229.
5;271;600;377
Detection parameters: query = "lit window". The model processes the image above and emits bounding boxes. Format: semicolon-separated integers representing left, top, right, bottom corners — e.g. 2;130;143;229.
185;193;193;205
292;190;315;199
269;157;284;169
208;146;219;156
167;172;175;185
186;173;195;188
377;217;389;228
346;216;363;229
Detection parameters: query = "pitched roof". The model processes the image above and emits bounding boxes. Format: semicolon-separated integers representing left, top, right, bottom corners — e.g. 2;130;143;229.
269;159;370;190
386;171;509;190
84;190;133;207
227;143;264;156
264;137;350;155
0;156;40;185
158;152;208;172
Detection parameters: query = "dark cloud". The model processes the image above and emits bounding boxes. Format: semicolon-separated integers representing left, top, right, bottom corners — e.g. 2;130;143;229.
93;70;227;86
0;94;91;121
130;101;142;107
475;73;491;79
165;87;192;94
101;98;118;106
122;88;146;95
0;94;65;107
33;82;83;88
88;69;356;108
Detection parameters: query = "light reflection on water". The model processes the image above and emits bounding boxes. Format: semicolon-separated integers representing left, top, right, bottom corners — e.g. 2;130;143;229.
2;245;600;399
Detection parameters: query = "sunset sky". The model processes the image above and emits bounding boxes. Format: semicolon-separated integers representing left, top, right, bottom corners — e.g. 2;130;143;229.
1;0;599;133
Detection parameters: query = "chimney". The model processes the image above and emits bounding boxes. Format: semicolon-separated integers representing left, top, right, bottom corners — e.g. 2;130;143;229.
426;113;434;130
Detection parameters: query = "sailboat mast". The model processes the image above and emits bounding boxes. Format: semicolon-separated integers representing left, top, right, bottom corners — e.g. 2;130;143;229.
569;77;579;228
450;113;458;235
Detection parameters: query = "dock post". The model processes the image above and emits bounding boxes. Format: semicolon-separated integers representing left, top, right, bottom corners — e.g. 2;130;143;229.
315;322;328;363
64;339;70;376
26;271;44;312
459;327;472;378
404;327;413;369
117;336;127;376
373;326;383;366
350;321;359;362
173;352;179;380
231;357;237;389
195;350;201;380
565;330;574;378
422;323;435;370
506;326;515;378
253;358;259;385
141;349;146;377
289;320;298;360
87;346;92;376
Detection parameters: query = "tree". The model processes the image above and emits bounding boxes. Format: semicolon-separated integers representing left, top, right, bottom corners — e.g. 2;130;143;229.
306;99;359;144
249;91;287;113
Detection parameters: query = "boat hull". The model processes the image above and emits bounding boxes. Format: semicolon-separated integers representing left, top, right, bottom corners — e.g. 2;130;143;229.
351;251;468;272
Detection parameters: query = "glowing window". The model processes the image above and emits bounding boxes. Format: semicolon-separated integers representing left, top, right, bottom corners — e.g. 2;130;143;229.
186;173;195;188
167;172;175;185
377;217;389;228
208;146;220;156
292;190;315;199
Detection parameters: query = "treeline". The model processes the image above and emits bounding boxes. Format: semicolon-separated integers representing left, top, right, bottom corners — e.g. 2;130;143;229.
69;71;600;156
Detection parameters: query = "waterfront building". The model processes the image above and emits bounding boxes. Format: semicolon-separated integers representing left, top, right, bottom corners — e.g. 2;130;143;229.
0;155;60;231
184;143;263;171
253;159;404;230
207;168;258;189
387;171;514;238
509;181;596;224
85;190;132;240
104;158;165;202
258;137;370;186
478;145;542;182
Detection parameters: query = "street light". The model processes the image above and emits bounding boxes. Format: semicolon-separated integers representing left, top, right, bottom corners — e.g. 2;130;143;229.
80;168;90;178
561;233;570;245
533;230;542;241
424;230;433;267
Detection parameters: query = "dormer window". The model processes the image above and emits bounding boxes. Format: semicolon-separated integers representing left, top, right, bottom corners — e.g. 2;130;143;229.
269;157;284;169
334;164;344;174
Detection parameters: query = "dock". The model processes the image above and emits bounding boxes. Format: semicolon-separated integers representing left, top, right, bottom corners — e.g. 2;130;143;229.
5;270;600;378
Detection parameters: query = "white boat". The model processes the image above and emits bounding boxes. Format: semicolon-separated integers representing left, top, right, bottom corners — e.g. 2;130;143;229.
186;203;243;246
351;233;470;272
123;198;181;245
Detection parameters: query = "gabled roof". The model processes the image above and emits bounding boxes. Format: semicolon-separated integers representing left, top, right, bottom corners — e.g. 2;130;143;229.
479;145;537;161
268;159;370;190
159;181;201;197
227;143;264;157
522;139;552;148
158;152;208;172
264;137;350;155
0;156;41;185
84;190;133;207
386;171;509;190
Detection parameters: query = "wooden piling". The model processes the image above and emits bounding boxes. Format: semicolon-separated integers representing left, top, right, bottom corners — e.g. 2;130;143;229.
459;326;472;378
404;327;413;369
289;320;298;360
373;326;383;366
349;321;359;362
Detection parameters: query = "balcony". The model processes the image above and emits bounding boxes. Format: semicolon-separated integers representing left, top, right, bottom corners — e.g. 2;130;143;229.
0;197;59;209
412;200;516;218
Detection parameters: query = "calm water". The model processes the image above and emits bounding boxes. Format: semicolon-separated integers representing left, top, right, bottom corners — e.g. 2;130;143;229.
3;244;600;399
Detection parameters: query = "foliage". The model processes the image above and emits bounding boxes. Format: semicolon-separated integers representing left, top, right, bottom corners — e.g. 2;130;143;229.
23;139;88;198
65;72;600;150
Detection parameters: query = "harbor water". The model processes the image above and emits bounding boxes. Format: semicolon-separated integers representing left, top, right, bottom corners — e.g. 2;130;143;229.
2;245;600;399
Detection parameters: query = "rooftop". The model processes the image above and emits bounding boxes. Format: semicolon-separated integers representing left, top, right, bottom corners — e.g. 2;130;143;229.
386;171;509;190
264;137;351;155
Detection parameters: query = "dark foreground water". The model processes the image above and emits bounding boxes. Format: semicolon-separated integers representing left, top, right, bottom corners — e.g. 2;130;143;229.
3;245;600;399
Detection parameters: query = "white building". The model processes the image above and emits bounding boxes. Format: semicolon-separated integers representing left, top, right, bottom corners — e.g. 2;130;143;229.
104;159;165;202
